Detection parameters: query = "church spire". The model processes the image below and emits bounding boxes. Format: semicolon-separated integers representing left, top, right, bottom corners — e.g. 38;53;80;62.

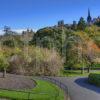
88;8;91;17
87;8;92;25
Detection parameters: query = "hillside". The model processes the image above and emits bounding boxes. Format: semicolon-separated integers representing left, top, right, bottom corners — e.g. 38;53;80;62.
0;24;99;76
31;25;100;69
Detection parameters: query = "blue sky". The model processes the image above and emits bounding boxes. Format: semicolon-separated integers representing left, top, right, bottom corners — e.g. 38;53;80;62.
0;0;100;31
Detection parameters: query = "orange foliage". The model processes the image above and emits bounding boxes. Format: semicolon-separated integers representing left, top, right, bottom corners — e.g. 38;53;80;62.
91;43;100;52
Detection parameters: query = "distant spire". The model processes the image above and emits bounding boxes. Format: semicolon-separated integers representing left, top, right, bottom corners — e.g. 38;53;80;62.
87;8;92;25
88;8;91;17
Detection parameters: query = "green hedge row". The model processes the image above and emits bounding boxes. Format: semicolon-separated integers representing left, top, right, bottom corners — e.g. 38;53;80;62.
94;64;100;67
88;73;100;87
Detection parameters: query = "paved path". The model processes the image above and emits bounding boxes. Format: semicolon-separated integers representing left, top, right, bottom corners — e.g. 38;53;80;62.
51;77;100;100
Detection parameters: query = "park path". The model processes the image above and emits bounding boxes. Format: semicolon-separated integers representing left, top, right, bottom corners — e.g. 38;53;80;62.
51;77;100;100
0;73;100;100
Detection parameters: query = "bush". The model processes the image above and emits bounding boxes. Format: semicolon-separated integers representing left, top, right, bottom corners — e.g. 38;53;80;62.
9;46;63;76
94;63;100;68
26;47;63;76
88;73;100;87
3;40;15;47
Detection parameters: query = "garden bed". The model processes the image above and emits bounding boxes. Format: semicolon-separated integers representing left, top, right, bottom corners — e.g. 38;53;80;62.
0;73;35;90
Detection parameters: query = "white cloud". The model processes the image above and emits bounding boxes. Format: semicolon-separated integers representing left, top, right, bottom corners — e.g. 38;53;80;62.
13;29;27;33
0;28;37;35
0;30;4;35
13;28;37;33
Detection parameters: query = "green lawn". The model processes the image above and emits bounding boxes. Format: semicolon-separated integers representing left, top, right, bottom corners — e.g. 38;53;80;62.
61;70;100;77
0;79;64;100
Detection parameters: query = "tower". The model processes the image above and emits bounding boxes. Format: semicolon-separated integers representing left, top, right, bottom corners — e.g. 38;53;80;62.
87;9;92;25
58;20;64;27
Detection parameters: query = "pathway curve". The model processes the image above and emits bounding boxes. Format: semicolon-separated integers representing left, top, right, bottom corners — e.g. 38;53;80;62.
50;77;100;100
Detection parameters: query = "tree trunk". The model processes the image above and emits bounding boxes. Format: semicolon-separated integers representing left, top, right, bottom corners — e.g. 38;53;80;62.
81;67;84;74
3;68;6;78
87;67;90;73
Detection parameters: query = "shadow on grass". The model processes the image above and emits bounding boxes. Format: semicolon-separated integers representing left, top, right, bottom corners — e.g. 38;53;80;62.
74;77;100;94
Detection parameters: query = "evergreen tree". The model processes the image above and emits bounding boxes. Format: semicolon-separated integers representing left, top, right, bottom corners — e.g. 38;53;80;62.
78;17;87;30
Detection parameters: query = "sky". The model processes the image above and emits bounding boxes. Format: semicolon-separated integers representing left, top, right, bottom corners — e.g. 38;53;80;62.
0;0;100;32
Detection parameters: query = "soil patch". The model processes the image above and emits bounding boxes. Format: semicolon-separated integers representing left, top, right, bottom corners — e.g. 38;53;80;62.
0;73;35;90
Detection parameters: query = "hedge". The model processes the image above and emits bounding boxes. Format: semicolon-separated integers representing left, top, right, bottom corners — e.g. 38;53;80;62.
88;73;100;87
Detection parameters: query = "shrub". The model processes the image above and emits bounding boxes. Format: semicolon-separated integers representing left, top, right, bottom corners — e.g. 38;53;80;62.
94;63;100;68
88;73;100;87
3;40;15;47
9;46;63;76
26;47;63;76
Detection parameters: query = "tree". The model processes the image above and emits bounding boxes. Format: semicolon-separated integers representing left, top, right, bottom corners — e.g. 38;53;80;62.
0;53;9;78
4;26;11;35
78;17;87;30
3;39;15;47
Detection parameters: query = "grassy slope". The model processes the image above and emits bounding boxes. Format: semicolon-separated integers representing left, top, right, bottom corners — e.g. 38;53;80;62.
0;79;64;100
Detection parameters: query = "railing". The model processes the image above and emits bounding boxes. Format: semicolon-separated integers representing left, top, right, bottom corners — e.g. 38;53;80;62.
39;76;70;100
0;77;70;100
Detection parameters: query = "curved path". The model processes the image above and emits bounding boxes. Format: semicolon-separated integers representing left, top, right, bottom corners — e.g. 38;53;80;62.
51;77;100;100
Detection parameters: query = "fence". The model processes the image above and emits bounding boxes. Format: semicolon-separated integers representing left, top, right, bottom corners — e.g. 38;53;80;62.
0;88;57;100
0;77;70;100
39;76;70;100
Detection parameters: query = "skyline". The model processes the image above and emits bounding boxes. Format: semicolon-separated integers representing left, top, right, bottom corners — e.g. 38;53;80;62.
0;0;100;31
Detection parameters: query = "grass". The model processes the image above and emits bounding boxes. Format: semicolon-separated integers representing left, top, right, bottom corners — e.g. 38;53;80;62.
60;69;100;77
0;79;64;100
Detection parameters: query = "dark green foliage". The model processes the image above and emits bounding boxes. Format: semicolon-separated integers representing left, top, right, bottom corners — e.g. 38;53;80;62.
2;38;23;48
3;40;15;47
1;35;24;48
31;27;67;53
95;21;100;27
78;17;87;30
92;63;100;69
88;73;100;87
